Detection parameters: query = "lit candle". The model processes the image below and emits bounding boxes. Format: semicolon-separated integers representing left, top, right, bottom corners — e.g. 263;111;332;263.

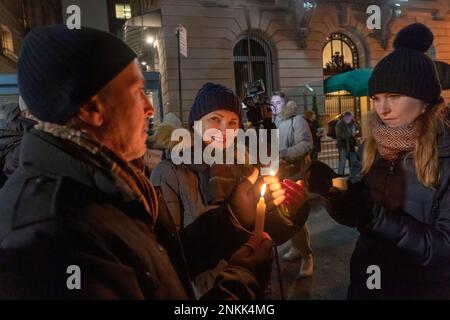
332;177;348;191
254;183;266;237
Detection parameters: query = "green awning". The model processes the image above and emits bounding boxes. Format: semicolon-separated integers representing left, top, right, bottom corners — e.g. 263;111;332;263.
324;68;372;96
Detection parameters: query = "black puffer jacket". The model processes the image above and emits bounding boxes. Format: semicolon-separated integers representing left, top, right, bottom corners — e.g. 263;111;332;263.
329;121;450;299
0;129;259;299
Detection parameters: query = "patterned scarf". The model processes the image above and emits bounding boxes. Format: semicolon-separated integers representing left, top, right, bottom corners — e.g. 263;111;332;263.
372;117;415;161
35;122;158;222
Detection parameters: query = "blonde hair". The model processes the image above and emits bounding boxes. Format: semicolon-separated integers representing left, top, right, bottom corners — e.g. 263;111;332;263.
362;101;449;189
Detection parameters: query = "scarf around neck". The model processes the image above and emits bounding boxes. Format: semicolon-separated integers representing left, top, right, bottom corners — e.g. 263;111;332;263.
371;117;416;161
35;122;158;222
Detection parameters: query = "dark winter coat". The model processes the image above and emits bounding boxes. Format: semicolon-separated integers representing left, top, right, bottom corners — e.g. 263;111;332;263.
0;128;259;299
305;117;321;153
335;119;358;152
328;121;450;299
0;104;36;184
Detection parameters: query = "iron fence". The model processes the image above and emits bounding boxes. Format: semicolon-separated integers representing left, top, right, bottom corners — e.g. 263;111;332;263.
317;139;339;172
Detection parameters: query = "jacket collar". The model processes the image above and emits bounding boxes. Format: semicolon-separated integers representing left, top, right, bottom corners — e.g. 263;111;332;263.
279;103;301;121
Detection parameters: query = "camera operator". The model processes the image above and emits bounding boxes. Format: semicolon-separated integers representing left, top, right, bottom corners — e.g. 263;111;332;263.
270;91;315;278
243;80;276;131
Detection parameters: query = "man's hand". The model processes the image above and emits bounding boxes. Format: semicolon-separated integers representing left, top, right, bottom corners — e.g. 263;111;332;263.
229;168;259;228
230;171;307;229
262;175;286;211
228;233;273;289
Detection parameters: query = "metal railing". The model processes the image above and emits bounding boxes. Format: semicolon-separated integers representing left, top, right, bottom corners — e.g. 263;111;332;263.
317;138;339;172
324;94;361;120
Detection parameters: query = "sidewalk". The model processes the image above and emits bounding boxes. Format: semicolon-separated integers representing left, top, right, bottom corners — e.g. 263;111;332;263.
271;197;359;300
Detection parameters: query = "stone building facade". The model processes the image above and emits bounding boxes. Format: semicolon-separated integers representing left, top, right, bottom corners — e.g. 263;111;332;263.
127;0;450;124
0;0;62;106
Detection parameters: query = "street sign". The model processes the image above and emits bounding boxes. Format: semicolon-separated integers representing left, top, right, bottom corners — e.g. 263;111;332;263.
178;24;187;57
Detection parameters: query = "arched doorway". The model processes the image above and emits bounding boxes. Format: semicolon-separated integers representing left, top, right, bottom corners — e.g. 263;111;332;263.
322;33;361;120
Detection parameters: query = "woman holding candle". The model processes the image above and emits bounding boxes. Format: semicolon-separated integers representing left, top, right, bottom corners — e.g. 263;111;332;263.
151;83;310;296
326;23;450;299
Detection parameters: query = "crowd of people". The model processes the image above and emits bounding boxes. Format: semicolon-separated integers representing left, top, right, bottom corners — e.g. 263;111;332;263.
0;22;449;300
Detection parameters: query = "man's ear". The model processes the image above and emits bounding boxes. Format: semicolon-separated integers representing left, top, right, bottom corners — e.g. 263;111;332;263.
77;95;104;127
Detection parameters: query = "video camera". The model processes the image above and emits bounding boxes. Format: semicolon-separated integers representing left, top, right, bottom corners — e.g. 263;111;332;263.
242;79;272;125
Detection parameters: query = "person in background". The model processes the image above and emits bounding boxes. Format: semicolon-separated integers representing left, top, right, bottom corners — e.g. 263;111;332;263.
304;110;323;161
270;92;314;278
335;111;359;176
270;91;287;125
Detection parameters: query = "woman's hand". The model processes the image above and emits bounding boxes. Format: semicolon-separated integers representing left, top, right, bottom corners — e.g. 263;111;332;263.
281;179;310;228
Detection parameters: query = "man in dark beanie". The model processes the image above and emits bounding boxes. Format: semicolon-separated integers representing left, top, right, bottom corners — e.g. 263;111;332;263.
0;25;275;299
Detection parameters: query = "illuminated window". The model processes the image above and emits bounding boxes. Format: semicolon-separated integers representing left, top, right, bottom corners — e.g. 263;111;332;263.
115;4;132;19
0;25;13;52
323;33;359;76
0;25;16;61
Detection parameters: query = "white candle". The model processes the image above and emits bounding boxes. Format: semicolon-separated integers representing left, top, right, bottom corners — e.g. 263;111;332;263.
254;183;266;237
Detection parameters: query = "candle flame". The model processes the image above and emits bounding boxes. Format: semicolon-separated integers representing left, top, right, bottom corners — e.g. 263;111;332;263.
261;184;266;197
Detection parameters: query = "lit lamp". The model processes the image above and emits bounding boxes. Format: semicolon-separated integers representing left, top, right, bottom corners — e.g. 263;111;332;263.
254;184;267;237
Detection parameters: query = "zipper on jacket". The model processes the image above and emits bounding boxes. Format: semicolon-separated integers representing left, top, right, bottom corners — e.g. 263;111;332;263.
382;160;396;203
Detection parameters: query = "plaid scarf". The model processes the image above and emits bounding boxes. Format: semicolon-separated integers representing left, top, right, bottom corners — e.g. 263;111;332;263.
372;117;415;161
35;122;158;222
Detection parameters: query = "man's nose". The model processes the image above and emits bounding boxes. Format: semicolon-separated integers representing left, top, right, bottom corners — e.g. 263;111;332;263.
144;99;155;117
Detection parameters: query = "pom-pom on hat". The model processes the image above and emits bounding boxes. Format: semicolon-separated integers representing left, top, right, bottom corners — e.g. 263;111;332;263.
369;23;442;106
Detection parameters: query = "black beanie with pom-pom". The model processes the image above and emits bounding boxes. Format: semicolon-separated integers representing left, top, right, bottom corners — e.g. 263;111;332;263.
368;23;442;106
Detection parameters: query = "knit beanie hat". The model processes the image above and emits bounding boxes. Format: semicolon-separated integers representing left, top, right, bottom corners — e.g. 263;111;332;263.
188;83;241;127
368;23;442;106
18;24;137;124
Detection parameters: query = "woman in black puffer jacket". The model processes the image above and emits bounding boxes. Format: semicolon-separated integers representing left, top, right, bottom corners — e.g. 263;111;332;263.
327;23;450;299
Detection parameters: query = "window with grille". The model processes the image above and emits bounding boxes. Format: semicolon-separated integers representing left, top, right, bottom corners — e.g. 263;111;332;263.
323;33;359;76
115;4;132;19
0;25;15;61
323;33;361;120
233;35;274;99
